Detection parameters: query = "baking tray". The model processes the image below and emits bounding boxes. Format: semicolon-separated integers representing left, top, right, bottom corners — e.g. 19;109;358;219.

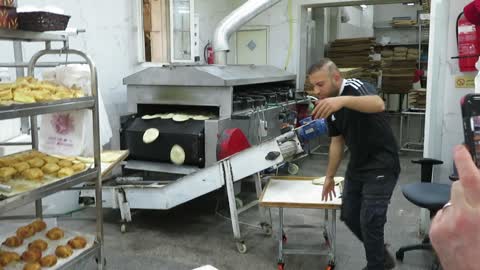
0;219;95;270
0;150;91;199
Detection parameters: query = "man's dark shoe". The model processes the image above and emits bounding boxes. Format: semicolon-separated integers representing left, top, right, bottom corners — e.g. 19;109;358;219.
361;245;396;270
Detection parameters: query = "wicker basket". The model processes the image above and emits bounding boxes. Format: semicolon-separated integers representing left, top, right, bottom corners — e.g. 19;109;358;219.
18;12;70;32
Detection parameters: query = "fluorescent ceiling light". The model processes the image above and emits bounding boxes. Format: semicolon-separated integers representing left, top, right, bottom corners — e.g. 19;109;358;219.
360;4;368;9
404;2;415;6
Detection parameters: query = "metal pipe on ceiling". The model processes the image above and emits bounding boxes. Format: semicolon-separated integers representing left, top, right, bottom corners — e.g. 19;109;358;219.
213;0;282;65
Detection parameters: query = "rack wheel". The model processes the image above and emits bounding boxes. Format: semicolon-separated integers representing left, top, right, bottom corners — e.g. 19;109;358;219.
236;242;247;254
325;260;335;270
277;263;285;270
95;257;107;267
120;223;127;233
395;250;404;261
323;231;330;247
261;224;273;236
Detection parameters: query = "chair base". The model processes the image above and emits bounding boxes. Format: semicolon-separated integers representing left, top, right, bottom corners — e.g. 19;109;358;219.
396;243;432;261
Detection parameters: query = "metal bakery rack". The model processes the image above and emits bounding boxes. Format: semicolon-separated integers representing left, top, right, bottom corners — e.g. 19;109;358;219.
0;28;104;270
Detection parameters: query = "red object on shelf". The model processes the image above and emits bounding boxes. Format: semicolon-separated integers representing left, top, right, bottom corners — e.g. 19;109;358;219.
206;42;215;65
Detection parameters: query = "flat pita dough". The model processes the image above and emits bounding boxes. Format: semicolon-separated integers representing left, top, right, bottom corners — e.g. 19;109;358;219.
172;114;190;122
312;176;345;185
160;113;174;119
192;115;210;121
143;128;160;144
170;144;186;165
141;115;159;120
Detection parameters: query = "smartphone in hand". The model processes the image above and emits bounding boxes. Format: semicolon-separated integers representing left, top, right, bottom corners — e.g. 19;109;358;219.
462;94;480;167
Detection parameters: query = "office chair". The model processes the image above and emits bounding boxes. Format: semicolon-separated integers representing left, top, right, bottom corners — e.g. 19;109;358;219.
396;158;452;269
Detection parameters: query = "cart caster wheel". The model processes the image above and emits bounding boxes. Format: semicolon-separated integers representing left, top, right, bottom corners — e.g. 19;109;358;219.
95;257;107;267
282;234;287;244
261;223;272;236
235;198;244;209
120;223;127;233
236;242;247;254
396;250;404;261
277;263;285;270
323;232;330;247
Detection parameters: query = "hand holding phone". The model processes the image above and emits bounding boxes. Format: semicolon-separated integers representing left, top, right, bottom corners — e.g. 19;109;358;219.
461;94;480;167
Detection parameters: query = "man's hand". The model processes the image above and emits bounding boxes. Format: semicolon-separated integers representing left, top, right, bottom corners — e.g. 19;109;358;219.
312;97;345;119
322;177;337;201
430;145;480;270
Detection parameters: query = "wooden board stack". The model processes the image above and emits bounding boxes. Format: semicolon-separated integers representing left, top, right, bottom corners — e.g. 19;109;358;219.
408;89;427;109
382;60;416;94
327;37;376;68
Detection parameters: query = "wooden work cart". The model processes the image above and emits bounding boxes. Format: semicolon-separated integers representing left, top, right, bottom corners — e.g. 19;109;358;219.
259;176;343;270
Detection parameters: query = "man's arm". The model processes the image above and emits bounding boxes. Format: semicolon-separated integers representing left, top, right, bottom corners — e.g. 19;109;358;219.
312;95;385;119
341;95;385;113
322;135;345;201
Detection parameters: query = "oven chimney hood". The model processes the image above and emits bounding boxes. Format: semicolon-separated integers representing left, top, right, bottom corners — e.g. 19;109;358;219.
213;0;282;65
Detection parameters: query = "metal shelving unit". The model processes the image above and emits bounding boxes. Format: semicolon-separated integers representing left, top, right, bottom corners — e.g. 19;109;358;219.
0;29;104;270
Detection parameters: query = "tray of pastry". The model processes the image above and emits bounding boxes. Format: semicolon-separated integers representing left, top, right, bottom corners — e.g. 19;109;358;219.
0;150;91;199
0;77;86;106
0;219;95;270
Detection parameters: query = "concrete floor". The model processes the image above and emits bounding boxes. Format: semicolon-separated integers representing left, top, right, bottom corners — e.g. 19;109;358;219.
55;148;435;270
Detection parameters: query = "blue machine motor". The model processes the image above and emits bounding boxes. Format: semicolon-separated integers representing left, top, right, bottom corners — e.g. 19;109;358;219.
297;116;328;142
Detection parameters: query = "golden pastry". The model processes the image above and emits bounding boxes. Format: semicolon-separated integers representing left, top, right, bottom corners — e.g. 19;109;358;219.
41;163;60;175
68;236;87;249
2;236;23;247
46;227;64;240
57;167;74;178
13;89;36;103
28;239;48;251
58;159;73;168
23;262;41;270
31;90;53;102
71;162;86;172
22;168;44;181
0;251;20;266
16;225;35;239
53;90;74;100
21;248;42;263
0;167;17;182
27;158;45;168
0;88;12;101
42;156;59;164
55;245;72;258
30;220;47;233
39;255;57;267
12;162;30;174
0;157;19;166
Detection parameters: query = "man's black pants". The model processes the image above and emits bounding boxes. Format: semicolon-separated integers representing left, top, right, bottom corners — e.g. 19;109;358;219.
340;172;398;270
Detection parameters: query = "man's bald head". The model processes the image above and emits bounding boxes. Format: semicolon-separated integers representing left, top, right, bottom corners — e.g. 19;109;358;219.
307;58;340;77
307;58;343;99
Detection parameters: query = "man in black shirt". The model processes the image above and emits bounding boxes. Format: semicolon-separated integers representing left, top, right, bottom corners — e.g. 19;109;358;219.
308;59;400;270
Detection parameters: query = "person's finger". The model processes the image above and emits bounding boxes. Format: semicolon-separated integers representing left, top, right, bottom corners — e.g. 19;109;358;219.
312;103;321;117
454;145;480;206
449;181;465;207
315;102;328;119
321;107;333;119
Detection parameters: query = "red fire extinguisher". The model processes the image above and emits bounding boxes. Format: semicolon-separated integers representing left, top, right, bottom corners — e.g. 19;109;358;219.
457;12;480;72
204;41;215;65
